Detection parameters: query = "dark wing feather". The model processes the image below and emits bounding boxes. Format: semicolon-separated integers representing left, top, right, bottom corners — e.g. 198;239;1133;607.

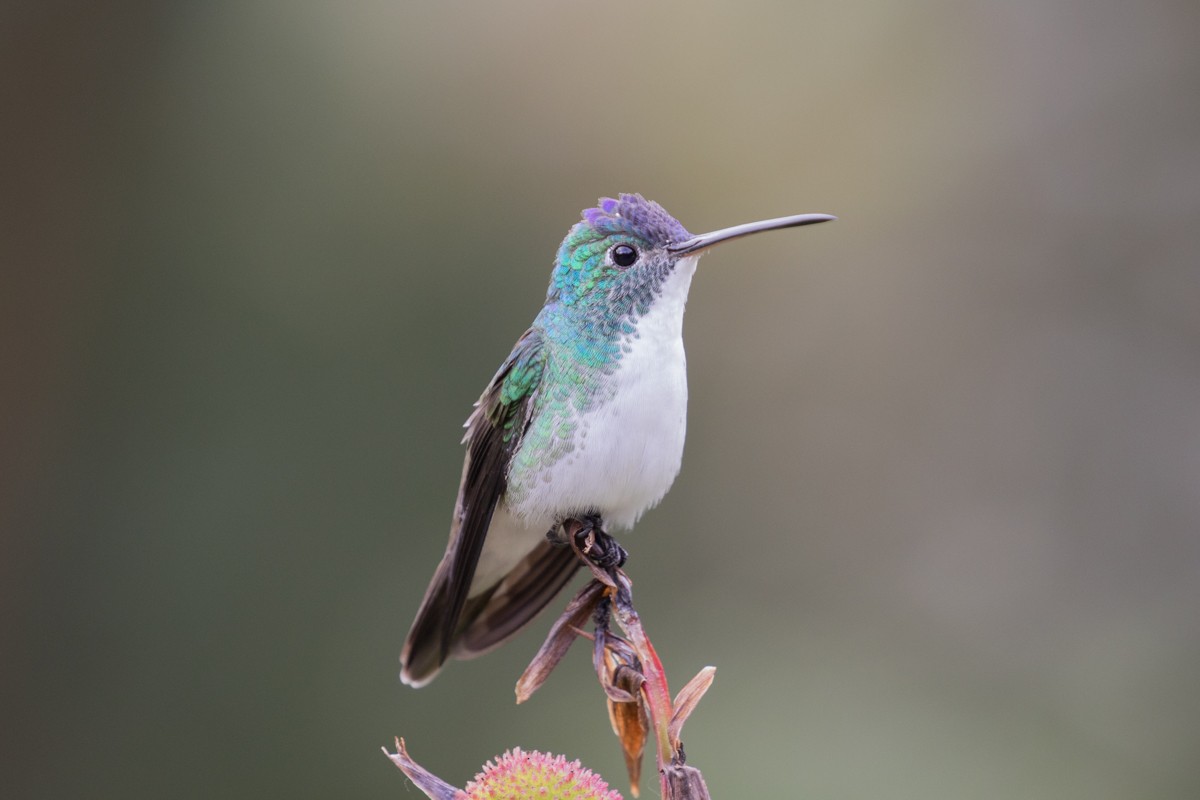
400;328;576;686
455;539;580;657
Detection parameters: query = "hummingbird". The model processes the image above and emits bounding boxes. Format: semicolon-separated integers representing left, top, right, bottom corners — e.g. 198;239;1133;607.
400;194;833;687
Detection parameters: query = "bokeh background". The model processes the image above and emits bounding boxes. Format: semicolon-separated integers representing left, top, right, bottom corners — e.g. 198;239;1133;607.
4;2;1199;798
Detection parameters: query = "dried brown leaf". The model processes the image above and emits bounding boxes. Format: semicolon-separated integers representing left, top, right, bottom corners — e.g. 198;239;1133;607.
515;579;606;703
606;663;649;798
593;613;640;703
383;738;467;800
601;647;644;703
668;666;716;747
663;762;712;800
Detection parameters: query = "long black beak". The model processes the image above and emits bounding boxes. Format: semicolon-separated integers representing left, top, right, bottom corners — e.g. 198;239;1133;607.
667;213;835;256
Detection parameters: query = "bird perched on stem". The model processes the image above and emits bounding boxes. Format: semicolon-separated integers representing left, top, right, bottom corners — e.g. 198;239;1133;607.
401;194;833;687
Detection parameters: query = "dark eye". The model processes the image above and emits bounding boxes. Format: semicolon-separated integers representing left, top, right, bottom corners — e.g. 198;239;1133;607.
611;244;638;268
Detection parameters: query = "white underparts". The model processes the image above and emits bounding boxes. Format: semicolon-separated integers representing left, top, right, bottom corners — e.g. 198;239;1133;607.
511;254;699;530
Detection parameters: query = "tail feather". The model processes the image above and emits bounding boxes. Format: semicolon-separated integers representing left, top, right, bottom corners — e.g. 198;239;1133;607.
399;551;456;687
400;541;580;687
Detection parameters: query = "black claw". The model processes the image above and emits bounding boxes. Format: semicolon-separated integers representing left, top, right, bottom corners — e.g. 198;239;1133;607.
570;515;627;569
598;540;627;569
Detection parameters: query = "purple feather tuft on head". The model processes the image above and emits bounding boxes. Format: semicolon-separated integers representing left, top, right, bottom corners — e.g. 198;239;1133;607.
578;193;691;247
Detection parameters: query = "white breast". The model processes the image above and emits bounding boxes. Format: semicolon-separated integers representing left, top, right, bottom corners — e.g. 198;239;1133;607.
511;255;699;530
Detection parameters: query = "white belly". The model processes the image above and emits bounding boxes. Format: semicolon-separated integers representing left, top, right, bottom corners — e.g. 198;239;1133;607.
510;256;698;529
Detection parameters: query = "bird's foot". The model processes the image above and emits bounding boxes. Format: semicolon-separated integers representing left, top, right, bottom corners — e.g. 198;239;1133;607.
572;512;627;569
547;513;628;573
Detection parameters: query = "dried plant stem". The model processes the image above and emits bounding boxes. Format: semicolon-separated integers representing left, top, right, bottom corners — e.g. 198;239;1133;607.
610;576;673;782
518;518;714;799
392;519;717;800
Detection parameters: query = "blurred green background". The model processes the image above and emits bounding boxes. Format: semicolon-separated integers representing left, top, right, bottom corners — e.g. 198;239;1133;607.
4;2;1199;798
